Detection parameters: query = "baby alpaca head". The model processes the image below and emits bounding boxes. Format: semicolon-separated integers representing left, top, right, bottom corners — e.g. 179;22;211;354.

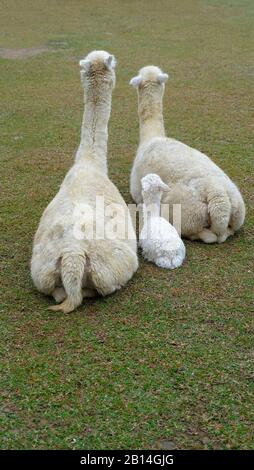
130;65;169;90
141;173;169;196
79;50;116;89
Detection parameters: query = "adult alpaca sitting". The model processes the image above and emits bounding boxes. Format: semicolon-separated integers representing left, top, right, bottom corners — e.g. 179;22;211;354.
31;51;138;313
130;66;245;243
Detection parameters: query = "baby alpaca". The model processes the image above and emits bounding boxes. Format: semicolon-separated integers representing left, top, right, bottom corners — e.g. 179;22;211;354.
31;50;138;313
130;66;245;243
140;174;186;269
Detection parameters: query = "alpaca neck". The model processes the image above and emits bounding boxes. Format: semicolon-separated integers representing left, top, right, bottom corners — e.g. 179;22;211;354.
143;192;162;219
138;88;165;144
75;86;112;174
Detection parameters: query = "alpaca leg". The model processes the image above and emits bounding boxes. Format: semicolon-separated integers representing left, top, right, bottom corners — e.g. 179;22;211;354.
82;288;98;298
217;227;234;244
188;233;199;241
52;287;66;303
49;298;77;314
189;229;217;243
197;228;218;243
50;288;97;313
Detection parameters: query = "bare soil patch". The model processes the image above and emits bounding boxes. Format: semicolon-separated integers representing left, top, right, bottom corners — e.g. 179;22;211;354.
0;46;54;59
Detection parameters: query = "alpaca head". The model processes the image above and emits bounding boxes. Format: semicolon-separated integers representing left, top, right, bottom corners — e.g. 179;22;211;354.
141;174;169;200
129;66;169;91
79;50;116;90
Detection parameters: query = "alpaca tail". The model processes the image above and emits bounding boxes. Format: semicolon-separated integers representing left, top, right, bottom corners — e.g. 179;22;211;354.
207;186;231;243
229;188;245;232
49;250;86;313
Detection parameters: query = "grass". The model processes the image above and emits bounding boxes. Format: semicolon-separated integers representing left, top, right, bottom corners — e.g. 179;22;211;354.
0;0;253;450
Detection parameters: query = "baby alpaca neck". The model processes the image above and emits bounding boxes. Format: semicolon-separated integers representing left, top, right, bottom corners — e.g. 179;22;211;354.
143;192;162;218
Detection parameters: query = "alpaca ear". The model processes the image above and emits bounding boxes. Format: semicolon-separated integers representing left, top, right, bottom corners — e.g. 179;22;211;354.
141;178;150;192
159;181;170;192
129;75;142;87
105;54;116;70
158;73;169;84
79;59;90;72
80;70;86;84
141;182;149;192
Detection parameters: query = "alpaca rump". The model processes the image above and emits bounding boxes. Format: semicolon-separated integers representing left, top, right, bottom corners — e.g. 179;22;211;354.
130;66;245;244
139;174;186;269
31;51;138;313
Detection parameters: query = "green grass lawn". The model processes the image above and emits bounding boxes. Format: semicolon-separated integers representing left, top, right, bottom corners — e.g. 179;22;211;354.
0;0;253;449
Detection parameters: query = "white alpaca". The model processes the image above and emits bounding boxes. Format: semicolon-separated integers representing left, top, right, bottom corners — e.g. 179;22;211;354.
140;174;186;269
31;50;138;313
130;66;245;243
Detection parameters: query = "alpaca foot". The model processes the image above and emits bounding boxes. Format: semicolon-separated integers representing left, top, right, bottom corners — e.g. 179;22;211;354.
82;288;97;298
217;227;234;244
189;234;199;241
197;229;218;243
49;298;76;314
52;287;66;303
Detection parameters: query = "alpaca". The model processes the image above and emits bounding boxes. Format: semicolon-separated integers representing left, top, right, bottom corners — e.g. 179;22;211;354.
139;174;186;269
31;50;138;313
130;66;245;243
